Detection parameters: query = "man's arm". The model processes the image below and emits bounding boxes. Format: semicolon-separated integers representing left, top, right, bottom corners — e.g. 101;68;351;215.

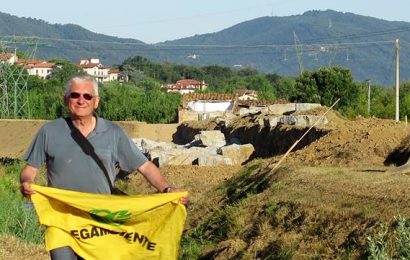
138;161;189;205
138;161;171;192
20;164;39;198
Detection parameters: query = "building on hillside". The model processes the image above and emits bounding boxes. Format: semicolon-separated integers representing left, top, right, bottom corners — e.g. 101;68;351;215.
11;58;56;79
178;93;238;123
235;89;259;101
79;58;124;83
162;79;208;94
24;61;56;79
108;68;120;81
0;52;18;64
79;58;110;82
1;54;55;79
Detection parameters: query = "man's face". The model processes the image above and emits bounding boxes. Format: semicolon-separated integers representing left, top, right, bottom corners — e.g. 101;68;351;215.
64;81;99;118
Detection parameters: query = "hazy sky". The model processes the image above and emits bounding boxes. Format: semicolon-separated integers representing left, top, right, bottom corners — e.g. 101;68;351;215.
2;0;410;43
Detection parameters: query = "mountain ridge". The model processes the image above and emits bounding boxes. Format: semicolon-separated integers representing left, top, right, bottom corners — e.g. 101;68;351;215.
0;10;409;85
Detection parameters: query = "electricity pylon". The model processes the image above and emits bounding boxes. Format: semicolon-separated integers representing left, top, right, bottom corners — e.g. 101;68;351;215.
293;31;304;76
0;36;38;119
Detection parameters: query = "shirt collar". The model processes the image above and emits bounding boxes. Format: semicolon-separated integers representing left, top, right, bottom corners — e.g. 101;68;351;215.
93;113;109;134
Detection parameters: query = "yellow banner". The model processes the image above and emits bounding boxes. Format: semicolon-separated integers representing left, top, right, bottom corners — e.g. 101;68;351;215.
31;184;187;260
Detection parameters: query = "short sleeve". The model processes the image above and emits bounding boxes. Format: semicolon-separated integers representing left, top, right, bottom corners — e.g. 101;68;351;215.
24;126;47;168
116;127;148;173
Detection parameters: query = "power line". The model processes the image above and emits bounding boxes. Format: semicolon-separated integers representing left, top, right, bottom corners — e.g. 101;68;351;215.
0;35;398;49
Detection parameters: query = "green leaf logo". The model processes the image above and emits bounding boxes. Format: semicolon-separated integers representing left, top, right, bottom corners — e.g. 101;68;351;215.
89;209;132;226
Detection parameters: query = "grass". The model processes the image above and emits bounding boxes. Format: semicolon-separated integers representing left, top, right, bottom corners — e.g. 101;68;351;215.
2;158;410;259
179;161;410;259
366;216;410;259
0;161;44;244
0;234;48;260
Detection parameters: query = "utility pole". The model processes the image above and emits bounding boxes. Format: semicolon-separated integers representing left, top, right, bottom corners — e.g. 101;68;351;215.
395;39;400;122
366;79;371;115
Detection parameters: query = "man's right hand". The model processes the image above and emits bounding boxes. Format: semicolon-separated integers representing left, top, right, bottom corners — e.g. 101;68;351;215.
20;181;35;198
19;164;39;198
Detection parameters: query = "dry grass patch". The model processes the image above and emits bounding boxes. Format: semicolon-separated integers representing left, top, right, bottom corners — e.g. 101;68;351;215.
0;234;47;260
179;160;410;259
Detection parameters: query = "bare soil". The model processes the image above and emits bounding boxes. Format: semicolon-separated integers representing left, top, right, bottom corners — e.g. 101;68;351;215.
1;110;410;259
288;110;410;168
0;119;178;159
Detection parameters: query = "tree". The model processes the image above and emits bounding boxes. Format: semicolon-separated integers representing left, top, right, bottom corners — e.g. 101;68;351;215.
315;67;358;109
275;77;297;101
122;64;146;86
50;59;83;84
399;81;410;120
28;82;66;119
293;71;320;103
27;75;46;90
244;74;276;100
369;86;394;119
293;67;359;111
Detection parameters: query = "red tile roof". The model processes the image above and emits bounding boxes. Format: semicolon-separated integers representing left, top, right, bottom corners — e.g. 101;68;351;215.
109;68;120;73
163;79;207;90
80;63;105;69
25;62;55;69
176;79;202;86
0;52;15;61
16;58;45;65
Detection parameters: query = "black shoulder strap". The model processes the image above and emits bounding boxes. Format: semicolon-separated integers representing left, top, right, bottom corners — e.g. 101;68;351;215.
64;117;114;192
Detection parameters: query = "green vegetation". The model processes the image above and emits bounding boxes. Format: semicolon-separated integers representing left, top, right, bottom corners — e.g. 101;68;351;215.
1;160;410;258
367;216;410;259
98;81;181;123
3;54;410;122
0;161;44;244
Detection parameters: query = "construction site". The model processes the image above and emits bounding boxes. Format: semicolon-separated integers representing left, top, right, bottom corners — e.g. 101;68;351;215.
1;103;410;258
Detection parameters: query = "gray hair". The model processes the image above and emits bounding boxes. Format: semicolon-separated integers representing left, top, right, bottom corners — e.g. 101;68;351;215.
64;74;99;97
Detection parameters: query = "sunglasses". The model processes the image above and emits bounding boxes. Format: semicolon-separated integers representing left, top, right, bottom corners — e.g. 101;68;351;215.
68;92;94;101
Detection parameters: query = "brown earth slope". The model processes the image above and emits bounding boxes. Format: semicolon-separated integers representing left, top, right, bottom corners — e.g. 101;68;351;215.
0;119;178;159
1;111;410;259
177;109;410;169
288;112;410;168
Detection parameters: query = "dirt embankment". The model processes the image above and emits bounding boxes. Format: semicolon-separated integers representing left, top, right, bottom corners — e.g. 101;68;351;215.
2;110;410;259
2;109;409;169
0;119;178;159
178;109;410;168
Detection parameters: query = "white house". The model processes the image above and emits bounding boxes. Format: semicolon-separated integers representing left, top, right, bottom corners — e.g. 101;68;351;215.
178;93;238;122
79;58;110;82
108;68;120;81
79;58;123;83
24;61;55;79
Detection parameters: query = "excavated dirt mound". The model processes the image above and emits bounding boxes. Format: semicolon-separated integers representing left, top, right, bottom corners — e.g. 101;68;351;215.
1;109;409;169
288;112;410;168
178;108;410;169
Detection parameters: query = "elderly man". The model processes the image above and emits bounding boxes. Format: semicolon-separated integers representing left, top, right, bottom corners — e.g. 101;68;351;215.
20;74;188;259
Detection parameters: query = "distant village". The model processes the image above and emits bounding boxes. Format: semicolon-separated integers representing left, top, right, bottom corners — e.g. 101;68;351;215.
2;52;320;125
1;53;122;82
